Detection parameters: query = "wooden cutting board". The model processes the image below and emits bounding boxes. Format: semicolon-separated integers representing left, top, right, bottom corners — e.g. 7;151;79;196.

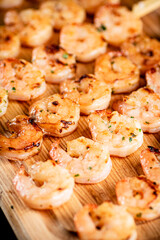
0;2;160;240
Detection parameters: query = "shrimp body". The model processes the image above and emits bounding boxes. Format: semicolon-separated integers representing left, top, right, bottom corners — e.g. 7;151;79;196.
95;52;140;94
116;176;160;220
140;147;160;187
60;23;107;62
29;94;80;137
60;74;111;115
94;5;142;46
0;87;8;117
74;202;137;240
146;63;160;94
88;110;143;157
32;44;76;84
0;26;20;59
121;35;160;74
0;58;46;101
49;136;112;184
113;87;160;133
13;160;74;209
40;0;85;30
0;115;43;161
0;0;23;8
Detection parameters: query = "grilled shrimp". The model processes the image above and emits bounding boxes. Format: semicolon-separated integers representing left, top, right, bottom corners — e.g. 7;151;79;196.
13;160;74;209
113;87;160;133
146;63;160;94
0;87;8;117
60;23;107;62
95;52;140;94
140;146;160;187
121;35;160;74
94;5;142;46
60;74;111;115
0;58;46;101
40;0;85;30
0;0;23;8
88;110;143;157
49;136;112;184
116;176;160;220
0;26;20;59
32;44;76;84
0;115;43;161
74;202;137;240
76;0;120;14
29;94;80;137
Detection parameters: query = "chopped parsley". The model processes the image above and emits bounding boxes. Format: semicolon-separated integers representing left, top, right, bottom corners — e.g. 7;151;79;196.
88;166;92;170
97;24;107;32
130;116;134;118
51;70;55;73
62;53;69;59
108;125;112;128
129;137;132;142
74;174;80;177
139;129;141;132
145;121;150;124
136;212;142;218
122;136;125;140
12;87;16;91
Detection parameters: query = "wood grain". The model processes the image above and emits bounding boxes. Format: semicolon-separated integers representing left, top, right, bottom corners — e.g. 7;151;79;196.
0;1;160;240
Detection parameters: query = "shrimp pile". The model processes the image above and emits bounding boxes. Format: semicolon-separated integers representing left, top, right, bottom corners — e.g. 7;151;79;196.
29;94;80;137
40;0;85;30
0;115;43;161
74;201;137;240
140;146;160;187
60;23;107;62
0;87;8;117
0;58;46;101
116;176;160;220
32;44;76;84
88;110;143;157
60;74;111;115
94;5;142;46
95;52;140;94
49;136;112;184
0;0;23;9
13;160;74;209
121;35;160;74
146;63;160;94
113;87;160;133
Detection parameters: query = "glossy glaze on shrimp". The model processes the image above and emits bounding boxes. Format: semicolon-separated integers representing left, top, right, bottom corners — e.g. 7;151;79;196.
0;58;46;101
94;5;142;46
140;146;160;187
0;115;43;161
13;160;74;209
95;52;140;94
113;87;160;133
74;202;137;240
88;110;143;157
32;44;76;84
0;26;20;59
29;94;80;137
0;87;8;117
121;35;160;74
146;63;160;94
40;0;85;30
60;74;111;115
49;136;112;184
116;176;160;221
60;23;107;62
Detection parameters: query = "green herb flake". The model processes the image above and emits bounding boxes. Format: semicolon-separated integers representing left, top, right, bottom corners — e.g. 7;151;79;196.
139;129;141;132
12;87;16;91
111;61;115;65
111;88;115;94
88;166;92;170
97;24;107;32
62;53;69;59
0;109;2;113
136;212;142;218
108;125;112;128
11;80;14;83
145;121;150;124
51;70;54;73
122;136;125;140
74;174;80;177
40;109;43;112
129;137;132;142
130;116;134;118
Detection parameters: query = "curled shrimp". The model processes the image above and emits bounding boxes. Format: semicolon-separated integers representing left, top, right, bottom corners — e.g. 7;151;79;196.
32;44;76;84
29;94;80;137
116;176;160;220
40;0;85;30
0;58;46;101
60;74;111;115
74;201;137;240
88;110;143;157
13;160;74;209
140;146;160;187
0;115;43;161
121;35;160;74
0;0;23;8
0;26;20;59
0;87;8;117
49;136;112;184
95;52;140;94
113;87;160;133
60;23;107;62
94;5;142;46
146;63;160;94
